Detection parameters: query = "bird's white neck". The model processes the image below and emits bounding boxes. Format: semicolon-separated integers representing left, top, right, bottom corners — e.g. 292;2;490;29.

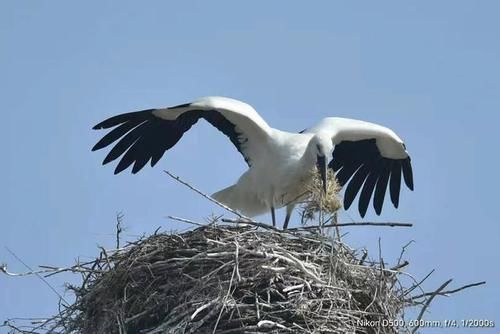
302;139;319;164
300;135;332;169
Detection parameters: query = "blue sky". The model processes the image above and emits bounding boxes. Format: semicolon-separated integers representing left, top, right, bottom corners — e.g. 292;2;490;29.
1;1;499;332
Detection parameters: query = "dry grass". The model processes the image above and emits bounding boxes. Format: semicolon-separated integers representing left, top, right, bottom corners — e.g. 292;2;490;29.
299;169;342;225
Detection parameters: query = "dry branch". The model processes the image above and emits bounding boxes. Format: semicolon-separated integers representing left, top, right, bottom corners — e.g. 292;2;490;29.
164;170;250;220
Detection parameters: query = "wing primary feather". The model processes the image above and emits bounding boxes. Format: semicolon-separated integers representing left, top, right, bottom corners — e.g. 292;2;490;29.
114;141;141;174
94;109;203;173
402;158;414;190
130;137;154;174
329;158;344;171
140;114;199;171
92;109;155;129
330;144;349;171
150;149;166;167
117;112;201;174
92;119;146;151
344;165;370;210
132;156;150;174
373;160;391;215
103;121;150;165
358;170;380;218
335;161;361;187
389;161;402;208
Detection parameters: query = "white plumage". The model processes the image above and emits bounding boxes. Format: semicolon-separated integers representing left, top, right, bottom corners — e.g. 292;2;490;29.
92;96;413;228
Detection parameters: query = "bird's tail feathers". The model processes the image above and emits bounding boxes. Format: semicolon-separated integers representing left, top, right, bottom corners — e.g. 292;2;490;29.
212;184;268;217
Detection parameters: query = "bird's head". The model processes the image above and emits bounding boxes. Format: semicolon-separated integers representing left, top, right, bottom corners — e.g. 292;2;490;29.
312;135;333;194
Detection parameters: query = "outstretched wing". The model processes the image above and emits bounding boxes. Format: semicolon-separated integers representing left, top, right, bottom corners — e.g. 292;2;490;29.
303;117;413;217
92;96;271;174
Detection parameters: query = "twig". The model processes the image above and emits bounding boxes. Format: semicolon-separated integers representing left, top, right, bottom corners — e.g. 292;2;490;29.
257;320;290;330
164;170;250;220
213;266;237;333
221;218;283;232
404;269;435;297
167;215;205;227
358;248;368;265
390;260;409;271
411;279;453;334
289;221;413;230
410;281;486;300
191;300;216;321
116;212;124;249
4;247;70;306
397;240;415;265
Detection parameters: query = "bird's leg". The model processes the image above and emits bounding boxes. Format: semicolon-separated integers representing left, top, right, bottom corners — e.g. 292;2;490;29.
283;214;291;230
271;206;276;227
283;203;295;230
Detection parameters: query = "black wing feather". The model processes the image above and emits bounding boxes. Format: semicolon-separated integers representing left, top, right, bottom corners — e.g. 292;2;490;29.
93;109;155;130
389;162;402;208
93;106;251;174
373;160;391;215
402;158;414;190
92;119;147;152
344;165;371;210
329;139;413;217
358;167;380;218
102;121;151;165
202;110;250;165
335;161;361;187
119;120;173;174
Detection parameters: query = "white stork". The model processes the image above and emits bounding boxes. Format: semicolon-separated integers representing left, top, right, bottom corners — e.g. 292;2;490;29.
92;96;413;228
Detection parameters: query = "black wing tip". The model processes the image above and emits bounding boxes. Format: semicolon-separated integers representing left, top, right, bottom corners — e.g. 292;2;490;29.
358;202;369;218
405;178;414;191
402;157;414;190
93;119;116;130
343;197;353;210
114;163;129;175
372;206;384;216
359;206;383;218
92;141;109;152
113;165;140;175
111;160;149;175
132;161;148;174
92;109;157;131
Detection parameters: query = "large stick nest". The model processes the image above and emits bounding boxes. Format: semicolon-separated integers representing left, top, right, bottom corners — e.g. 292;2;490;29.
40;223;408;334
3;171;485;333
